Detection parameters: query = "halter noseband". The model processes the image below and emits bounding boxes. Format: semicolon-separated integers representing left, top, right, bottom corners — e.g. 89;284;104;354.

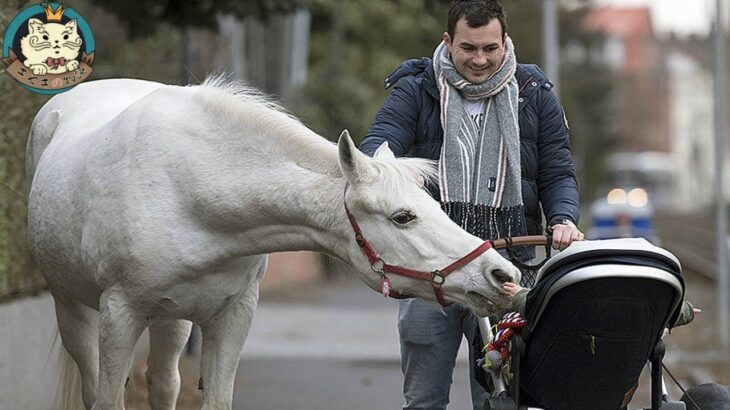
343;184;493;306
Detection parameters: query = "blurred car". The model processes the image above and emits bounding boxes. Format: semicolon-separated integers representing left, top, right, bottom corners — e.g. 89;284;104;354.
587;187;661;245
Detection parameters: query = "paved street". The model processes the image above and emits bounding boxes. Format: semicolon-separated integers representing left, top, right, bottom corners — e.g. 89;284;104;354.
233;358;471;410
232;275;476;409
1;276;477;410
0;293;60;410
5;265;726;409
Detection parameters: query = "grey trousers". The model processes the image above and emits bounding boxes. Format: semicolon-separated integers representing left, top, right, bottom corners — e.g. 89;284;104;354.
397;298;488;410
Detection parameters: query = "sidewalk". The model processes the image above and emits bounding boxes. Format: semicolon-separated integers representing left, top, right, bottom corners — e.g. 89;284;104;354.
0;275;477;410
0;293;59;410
5;274;714;409
234;275;477;410
243;276;472;362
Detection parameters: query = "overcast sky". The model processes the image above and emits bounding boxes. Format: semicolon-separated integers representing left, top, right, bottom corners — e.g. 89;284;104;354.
598;0;717;36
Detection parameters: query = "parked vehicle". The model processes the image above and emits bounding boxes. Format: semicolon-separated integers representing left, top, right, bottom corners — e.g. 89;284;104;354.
587;187;661;245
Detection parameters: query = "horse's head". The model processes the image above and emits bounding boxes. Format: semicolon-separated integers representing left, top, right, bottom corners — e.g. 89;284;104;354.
337;130;521;316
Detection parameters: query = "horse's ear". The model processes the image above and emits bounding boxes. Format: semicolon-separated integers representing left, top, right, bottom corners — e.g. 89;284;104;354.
373;142;396;160
338;129;369;185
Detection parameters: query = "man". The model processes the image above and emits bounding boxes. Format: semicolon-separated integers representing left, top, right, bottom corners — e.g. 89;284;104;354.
359;1;584;409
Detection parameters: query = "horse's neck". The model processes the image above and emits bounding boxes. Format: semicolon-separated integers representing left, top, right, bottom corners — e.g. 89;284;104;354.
191;124;353;263
243;164;350;255
178;86;364;273
214;162;377;287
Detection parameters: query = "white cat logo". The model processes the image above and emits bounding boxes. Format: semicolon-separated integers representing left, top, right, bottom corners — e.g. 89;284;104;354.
2;2;95;94
21;18;82;75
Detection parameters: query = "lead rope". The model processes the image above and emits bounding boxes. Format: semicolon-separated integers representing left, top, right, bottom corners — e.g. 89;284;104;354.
662;363;702;410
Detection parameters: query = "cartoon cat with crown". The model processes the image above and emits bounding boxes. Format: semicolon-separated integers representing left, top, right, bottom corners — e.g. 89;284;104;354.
20;5;81;75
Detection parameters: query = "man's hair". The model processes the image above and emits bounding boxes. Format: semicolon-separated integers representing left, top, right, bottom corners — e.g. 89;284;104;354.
447;0;507;39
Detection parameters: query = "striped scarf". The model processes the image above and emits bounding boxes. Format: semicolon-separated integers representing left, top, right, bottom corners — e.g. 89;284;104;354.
433;36;526;240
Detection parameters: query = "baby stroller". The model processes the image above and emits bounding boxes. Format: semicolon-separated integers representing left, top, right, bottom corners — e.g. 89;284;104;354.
481;237;686;410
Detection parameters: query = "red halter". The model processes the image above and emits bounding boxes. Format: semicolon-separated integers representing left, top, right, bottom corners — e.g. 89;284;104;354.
343;185;493;306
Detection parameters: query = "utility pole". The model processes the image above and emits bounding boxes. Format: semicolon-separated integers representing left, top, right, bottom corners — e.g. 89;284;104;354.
713;0;729;351
542;0;559;95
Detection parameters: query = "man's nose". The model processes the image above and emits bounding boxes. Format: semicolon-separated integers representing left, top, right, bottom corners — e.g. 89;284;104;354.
473;52;487;66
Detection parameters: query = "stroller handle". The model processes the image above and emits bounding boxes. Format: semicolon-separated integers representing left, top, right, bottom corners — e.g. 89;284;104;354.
491;235;553;273
491;235;549;250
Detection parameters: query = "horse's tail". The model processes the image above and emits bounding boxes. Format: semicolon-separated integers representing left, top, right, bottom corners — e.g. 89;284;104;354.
50;327;85;410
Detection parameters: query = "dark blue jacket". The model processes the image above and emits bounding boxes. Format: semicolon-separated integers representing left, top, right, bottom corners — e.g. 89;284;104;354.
360;58;579;242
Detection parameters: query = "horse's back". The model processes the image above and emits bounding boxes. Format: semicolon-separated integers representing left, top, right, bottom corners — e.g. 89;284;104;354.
28;79;173;304
27;79;164;187
27;79;262;308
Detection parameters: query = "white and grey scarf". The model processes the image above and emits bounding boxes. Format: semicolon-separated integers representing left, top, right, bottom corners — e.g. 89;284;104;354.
434;36;526;240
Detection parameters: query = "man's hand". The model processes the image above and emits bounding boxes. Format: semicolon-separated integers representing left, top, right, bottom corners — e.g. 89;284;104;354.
550;222;584;251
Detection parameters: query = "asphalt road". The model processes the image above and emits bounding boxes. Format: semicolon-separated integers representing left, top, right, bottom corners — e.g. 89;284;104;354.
225;263;730;409
233;358;475;410
5;259;726;409
231;274;477;410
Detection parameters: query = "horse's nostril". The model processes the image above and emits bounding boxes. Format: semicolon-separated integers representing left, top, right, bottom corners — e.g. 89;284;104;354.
492;269;512;284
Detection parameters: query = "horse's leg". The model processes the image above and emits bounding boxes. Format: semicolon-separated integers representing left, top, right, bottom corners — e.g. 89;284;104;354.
92;287;146;410
199;259;265;410
54;297;99;410
146;320;193;410
199;283;260;410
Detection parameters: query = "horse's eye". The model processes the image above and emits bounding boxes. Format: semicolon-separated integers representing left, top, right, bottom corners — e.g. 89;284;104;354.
391;211;416;225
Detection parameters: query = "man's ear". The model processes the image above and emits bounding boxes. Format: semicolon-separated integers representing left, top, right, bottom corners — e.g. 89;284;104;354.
443;31;452;46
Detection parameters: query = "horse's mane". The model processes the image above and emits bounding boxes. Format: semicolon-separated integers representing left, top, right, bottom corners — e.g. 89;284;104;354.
193;76;437;193
192;76;340;177
364;157;438;196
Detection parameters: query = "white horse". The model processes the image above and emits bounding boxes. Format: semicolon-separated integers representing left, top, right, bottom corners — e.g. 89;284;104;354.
26;77;521;410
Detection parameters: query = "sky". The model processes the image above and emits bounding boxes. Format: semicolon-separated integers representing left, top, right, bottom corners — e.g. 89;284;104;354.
597;0;717;36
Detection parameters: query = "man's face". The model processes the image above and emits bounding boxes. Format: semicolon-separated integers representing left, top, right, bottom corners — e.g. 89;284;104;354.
443;17;505;84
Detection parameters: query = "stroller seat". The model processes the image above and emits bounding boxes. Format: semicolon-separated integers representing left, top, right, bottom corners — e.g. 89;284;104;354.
485;238;685;410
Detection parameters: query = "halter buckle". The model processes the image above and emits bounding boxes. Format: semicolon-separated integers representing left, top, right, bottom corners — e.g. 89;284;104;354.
371;258;385;274
431;270;445;286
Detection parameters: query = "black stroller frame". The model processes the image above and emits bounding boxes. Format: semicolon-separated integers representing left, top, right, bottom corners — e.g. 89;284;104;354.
483;237;687;410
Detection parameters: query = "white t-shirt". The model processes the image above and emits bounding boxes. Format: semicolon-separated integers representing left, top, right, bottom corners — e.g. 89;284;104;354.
462;98;486;132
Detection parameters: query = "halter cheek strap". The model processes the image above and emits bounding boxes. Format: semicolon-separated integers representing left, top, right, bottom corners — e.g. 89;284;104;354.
343;184;492;307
